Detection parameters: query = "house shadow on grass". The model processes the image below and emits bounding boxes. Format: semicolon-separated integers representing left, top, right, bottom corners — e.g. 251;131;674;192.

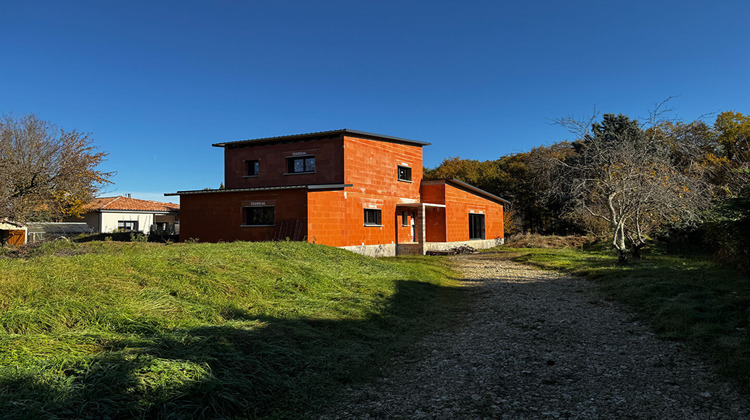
0;279;470;419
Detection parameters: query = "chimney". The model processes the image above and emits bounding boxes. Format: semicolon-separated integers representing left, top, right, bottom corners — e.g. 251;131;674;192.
127;193;131;198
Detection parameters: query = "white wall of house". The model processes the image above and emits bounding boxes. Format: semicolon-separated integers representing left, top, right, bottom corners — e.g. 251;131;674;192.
100;212;155;233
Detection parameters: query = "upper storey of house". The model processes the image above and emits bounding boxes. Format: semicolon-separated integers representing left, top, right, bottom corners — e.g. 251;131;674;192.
215;129;430;196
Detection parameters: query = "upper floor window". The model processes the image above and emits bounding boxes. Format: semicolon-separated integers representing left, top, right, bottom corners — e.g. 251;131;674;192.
246;160;259;177
243;206;274;226
364;208;382;226
397;165;412;182
287;156;316;174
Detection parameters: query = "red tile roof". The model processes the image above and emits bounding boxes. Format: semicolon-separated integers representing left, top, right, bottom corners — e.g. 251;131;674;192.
86;196;180;212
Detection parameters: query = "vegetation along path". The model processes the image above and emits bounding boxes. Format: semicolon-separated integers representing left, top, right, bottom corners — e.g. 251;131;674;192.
322;254;750;419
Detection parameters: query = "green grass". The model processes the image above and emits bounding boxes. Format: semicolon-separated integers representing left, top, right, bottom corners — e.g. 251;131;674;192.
489;246;750;389
0;240;465;419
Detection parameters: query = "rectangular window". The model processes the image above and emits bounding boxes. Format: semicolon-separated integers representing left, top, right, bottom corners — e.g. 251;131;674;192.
364;209;382;226
469;214;485;240
246;160;259;176
397;165;412;182
401;211;408;226
243;206;274;226
287;156;315;174
117;220;138;232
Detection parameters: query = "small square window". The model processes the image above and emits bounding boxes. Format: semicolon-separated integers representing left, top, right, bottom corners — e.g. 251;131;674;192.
364;209;382;226
398;165;412;182
244;206;274;226
287;156;315;173
246;160;259;176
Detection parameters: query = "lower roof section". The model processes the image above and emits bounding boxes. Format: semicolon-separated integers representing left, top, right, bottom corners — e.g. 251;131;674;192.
422;178;511;205
165;183;353;196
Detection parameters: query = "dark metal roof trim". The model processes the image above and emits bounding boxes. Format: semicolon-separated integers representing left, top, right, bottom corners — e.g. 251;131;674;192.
307;183;353;190
165;183;351;196
422;178;511;205
212;129;431;148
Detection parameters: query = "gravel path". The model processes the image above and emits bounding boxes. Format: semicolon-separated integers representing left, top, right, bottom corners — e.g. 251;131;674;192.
321;254;750;419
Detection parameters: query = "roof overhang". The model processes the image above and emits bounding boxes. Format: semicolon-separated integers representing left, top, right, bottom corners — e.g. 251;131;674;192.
212;129;430;148
0;220;26;230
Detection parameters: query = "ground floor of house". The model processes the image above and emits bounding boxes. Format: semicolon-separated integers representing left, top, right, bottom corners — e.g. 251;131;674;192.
174;179;507;256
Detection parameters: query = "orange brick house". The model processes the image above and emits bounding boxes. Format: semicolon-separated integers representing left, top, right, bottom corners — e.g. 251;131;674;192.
167;129;508;256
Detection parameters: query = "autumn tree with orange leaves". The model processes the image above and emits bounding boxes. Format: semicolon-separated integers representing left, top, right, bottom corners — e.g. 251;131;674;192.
0;114;112;222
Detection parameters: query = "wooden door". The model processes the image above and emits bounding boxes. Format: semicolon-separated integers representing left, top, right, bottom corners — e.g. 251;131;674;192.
8;230;25;246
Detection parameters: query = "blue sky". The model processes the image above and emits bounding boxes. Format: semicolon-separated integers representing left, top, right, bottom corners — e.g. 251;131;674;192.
2;1;749;202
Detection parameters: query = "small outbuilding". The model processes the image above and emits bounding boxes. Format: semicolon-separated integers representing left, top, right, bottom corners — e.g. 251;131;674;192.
0;220;27;246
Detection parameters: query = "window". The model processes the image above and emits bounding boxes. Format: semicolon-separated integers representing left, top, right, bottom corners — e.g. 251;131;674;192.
364;209;382;226
469;214;485;240
397;165;412;182
246;160;259;176
117;220;138;232
401;211;409;226
243;206;274;226
287;156;315;174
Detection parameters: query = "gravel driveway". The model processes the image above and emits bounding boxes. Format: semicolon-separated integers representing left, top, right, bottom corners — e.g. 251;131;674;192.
321;254;750;419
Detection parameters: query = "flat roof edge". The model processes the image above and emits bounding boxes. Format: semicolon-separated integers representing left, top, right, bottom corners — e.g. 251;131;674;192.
212;129;430;148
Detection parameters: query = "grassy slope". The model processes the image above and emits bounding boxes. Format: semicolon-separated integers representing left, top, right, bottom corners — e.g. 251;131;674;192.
0;240;465;419
491;246;750;389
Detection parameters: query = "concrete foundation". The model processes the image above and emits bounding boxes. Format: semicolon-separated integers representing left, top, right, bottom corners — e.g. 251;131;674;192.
340;243;397;257
424;238;504;252
341;238;505;257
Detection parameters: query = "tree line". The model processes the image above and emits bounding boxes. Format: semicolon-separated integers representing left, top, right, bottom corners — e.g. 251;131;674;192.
426;109;750;266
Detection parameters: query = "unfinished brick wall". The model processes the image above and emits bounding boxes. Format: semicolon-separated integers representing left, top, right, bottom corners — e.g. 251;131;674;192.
306;136;426;248
179;189;308;242
223;137;345;189
443;183;504;242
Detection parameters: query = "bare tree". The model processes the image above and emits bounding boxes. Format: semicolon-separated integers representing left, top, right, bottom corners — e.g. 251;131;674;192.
0;113;112;221
554;113;710;262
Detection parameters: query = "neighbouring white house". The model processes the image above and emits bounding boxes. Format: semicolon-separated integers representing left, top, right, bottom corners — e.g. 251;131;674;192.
68;196;180;234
